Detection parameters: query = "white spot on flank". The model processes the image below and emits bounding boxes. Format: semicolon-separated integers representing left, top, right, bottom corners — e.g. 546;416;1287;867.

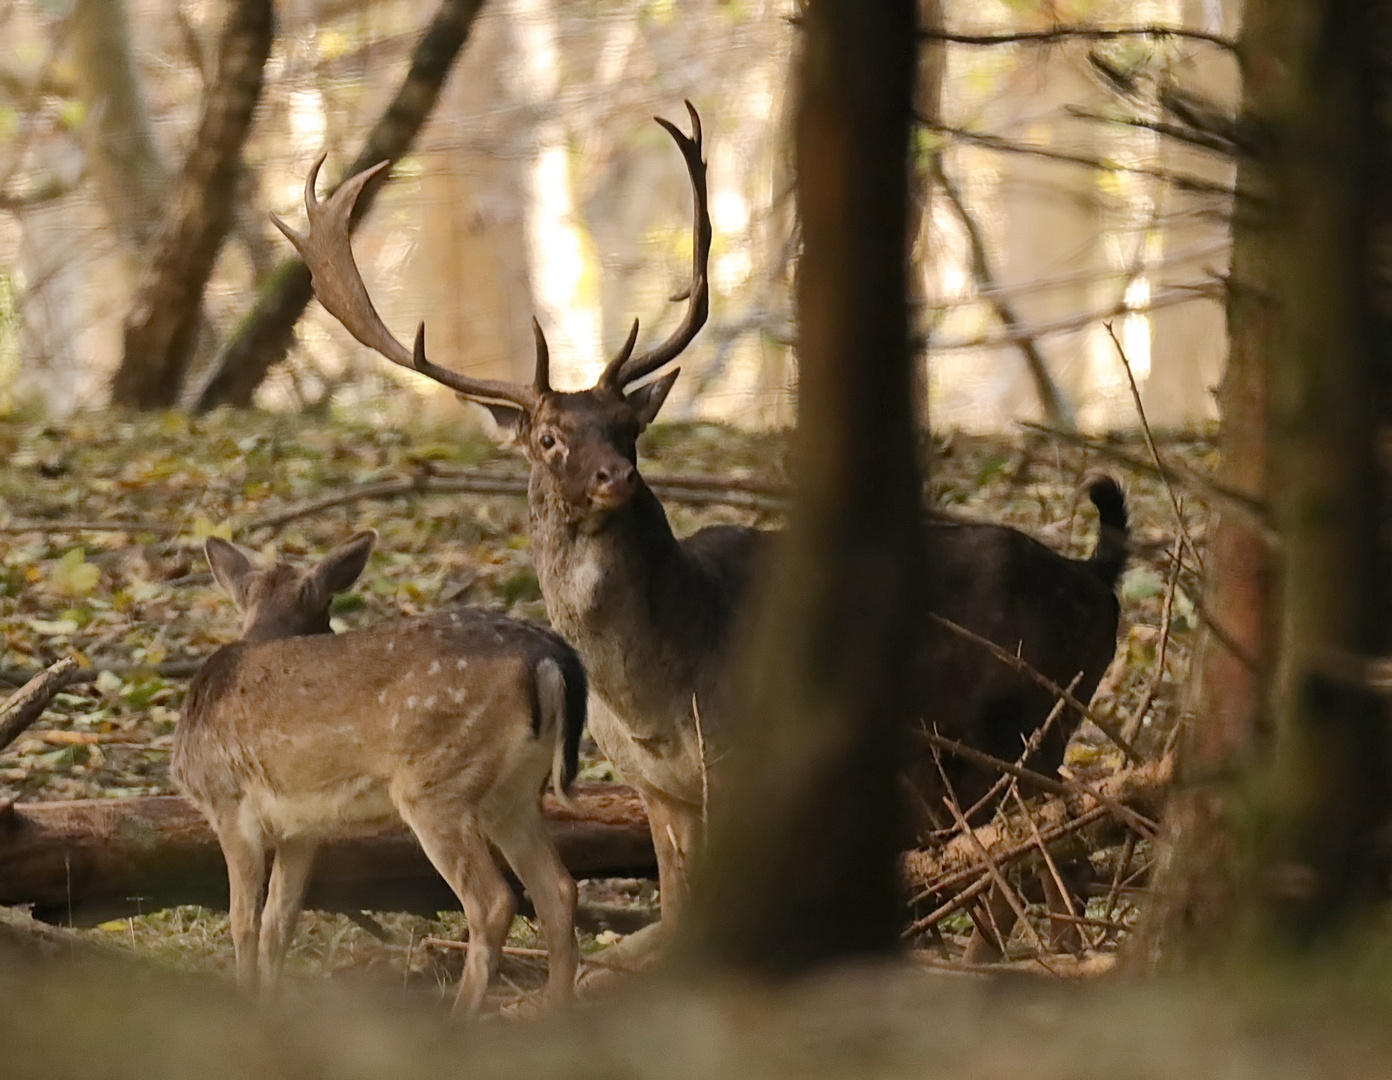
406;695;417;709
378;689;388;704
385;640;394;652
423;696;436;710
456;658;468;670
449;688;466;704
428;660;440;675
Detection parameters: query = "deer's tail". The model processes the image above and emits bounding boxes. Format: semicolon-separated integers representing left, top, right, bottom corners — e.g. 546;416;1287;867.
535;652;587;806
1085;474;1129;590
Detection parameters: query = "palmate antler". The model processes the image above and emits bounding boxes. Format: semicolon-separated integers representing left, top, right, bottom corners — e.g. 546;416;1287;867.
274;102;710;404
270;157;541;407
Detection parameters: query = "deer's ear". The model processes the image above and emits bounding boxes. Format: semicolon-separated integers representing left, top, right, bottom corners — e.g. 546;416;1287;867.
302;529;376;610
470;399;527;443
626;368;680;429
205;537;255;610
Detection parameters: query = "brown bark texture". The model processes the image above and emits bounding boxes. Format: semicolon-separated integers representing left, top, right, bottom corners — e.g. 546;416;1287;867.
901;756;1170;916
0;783;652;925
679;0;921;973
69;0;168;252
1127;0;1392;970
193;0;487;412
110;0;274;409
0;658;79;753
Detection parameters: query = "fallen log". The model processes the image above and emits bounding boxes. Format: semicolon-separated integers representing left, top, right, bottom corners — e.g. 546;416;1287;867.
0;782;653;925
899;756;1172;925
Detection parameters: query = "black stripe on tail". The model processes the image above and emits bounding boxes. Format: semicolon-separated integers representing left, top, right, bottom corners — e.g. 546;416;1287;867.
1086;475;1129;590
555;649;587;791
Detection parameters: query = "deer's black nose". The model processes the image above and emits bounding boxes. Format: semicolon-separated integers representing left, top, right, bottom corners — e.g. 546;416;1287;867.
591;462;637;505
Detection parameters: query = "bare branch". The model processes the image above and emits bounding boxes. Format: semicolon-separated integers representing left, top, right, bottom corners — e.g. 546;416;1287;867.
922;120;1238;198
920;25;1237;53
1103;321;1204;574
1;658;79;753
931;156;1073;429
929;613;1140;761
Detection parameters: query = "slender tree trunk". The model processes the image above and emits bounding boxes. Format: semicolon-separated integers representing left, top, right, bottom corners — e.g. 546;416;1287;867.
110;0;274;409
1126;0;1392;970
69;0;167;253
193;0;487;412
679;0;920;973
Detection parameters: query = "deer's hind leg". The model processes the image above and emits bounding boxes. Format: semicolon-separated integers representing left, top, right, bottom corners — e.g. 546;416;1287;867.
258;837;318;992
213;813;268;992
400;804;514;1018
488;805;578;1009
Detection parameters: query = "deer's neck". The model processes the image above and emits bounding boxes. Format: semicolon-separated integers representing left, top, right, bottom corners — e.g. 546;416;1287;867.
528;470;717;738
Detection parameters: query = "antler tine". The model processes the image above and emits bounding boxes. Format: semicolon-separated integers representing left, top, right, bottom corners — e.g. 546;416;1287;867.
609;101;712;389
272;155;536;408
408;325;539;406
598;319;641;388
532;318;551;394
271;157;412;368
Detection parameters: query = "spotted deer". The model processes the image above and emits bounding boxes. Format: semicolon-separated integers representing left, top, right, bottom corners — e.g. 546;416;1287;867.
170;531;585;1014
274;103;1128;958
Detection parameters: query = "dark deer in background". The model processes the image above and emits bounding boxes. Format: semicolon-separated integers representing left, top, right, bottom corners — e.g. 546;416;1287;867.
172;531;585;1014
275;103;1128;957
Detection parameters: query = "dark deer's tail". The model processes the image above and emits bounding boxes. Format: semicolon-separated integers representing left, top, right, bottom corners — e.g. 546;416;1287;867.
535;650;587;805
1085;475;1129;590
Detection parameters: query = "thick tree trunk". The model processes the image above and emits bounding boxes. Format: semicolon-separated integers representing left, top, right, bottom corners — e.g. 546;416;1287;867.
109;0;274;409
679;0;920;973
1127;0;1392;970
193;0;487;412
0;784;651;925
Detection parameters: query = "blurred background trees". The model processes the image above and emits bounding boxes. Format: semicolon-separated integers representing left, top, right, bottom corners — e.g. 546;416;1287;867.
0;0;1238;432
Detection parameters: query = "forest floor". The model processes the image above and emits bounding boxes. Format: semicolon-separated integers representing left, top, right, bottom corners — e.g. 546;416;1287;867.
0;405;1214;1007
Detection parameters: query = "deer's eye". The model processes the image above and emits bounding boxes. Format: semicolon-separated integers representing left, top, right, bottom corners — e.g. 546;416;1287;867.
538;433;556;451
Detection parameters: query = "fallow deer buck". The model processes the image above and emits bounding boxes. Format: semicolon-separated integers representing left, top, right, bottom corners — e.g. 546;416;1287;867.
171;531;585;1014
274;102;1128;957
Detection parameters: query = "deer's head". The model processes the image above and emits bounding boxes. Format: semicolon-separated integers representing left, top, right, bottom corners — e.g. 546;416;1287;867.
205;531;377;642
272;105;710;523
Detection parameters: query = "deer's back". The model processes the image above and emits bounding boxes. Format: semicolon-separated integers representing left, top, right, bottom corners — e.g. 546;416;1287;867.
172;611;570;834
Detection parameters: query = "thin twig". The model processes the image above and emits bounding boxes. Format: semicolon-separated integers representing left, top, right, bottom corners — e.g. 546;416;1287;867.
1102;834;1138;925
1021;422;1269;532
420;936;549;960
904;804;1113;919
0;659;202;688
952;674;1080;829
0;519;178;536
931;155;1072;429
1011;786;1081;952
919;728;1157;839
917;730;1070;799
932;747;1048;956
922;121;1238;198
240;470;787;535
692;693;709;846
928;613;1140;761
920;24;1237;52
1103;321;1205;575
904;872;996;938
924;283;1221;352
1066;107;1238;156
1121;535;1184;743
